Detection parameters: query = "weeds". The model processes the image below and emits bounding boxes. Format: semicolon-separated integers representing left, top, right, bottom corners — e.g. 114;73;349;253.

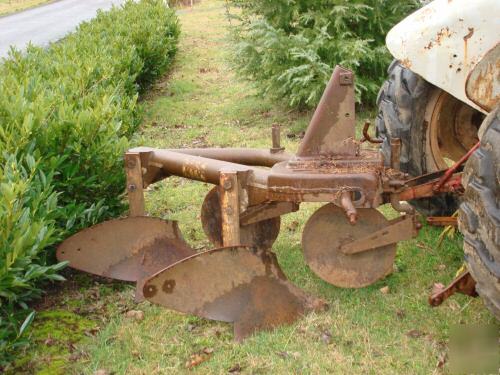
0;0;179;366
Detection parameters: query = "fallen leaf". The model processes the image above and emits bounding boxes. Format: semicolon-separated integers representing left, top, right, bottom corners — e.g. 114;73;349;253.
288;221;299;231
85;327;100;337
395;309;405;319
228;364;242;373
69;352;82;362
186;353;209;369
44;338;55;346
203;347;214;355
436;352;447;368
125;310;144;321
320;329;332;345
406;329;424;338
277;351;289;358
380;286;390;294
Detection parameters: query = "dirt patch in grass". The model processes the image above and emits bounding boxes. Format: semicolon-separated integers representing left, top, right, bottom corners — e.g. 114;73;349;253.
15;0;497;374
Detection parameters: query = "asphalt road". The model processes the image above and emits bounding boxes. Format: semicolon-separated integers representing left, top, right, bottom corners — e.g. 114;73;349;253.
0;0;126;58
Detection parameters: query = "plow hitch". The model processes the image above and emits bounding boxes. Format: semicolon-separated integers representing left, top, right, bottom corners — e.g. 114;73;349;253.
58;66;436;339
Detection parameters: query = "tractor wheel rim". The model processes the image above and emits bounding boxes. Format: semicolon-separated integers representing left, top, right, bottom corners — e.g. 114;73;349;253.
425;90;483;170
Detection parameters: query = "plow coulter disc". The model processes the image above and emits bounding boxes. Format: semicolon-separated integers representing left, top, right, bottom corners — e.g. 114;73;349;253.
143;246;326;341
57;217;195;301
201;187;280;249
302;204;396;288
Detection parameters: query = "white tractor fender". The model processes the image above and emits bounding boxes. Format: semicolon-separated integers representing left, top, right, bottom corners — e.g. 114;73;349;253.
386;0;499;114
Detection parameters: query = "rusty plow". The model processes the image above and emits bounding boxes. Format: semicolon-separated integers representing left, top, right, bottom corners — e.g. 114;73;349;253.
57;66;457;340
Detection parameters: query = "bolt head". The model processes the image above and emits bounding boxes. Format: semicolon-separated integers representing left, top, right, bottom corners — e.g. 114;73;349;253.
222;180;233;190
126;159;136;169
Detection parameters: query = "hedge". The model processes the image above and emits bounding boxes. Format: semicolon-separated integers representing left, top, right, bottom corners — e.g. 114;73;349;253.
228;0;420;108
0;0;179;365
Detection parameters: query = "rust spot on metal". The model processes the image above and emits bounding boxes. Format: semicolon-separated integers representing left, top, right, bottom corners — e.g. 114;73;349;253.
463;27;474;64
400;58;412;69
424;27;454;52
463;27;474;42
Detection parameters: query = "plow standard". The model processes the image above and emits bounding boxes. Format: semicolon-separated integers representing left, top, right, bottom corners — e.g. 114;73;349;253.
58;67;475;340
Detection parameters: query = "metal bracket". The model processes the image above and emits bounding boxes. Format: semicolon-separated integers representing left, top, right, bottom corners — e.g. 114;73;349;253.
427;216;458;227
429;271;478;307
398;172;463;201
240;202;299;226
220;169;241;247
124;152;145;217
340;214;417;255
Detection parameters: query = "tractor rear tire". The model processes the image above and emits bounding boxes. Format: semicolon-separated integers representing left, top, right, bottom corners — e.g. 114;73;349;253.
376;60;482;216
459;108;500;320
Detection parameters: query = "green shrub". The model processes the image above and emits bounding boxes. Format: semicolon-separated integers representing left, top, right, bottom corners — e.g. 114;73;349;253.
228;0;420;108
0;0;179;366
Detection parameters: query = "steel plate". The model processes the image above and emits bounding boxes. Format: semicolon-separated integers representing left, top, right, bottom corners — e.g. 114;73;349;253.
302;204;396;288
57;217;195;300
143;246;326;341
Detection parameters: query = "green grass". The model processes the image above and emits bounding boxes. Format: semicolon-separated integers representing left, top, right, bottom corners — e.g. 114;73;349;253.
0;0;52;15
14;1;497;374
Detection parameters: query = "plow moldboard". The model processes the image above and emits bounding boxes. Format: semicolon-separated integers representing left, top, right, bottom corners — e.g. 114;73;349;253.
57;217;195;300
143;246;325;341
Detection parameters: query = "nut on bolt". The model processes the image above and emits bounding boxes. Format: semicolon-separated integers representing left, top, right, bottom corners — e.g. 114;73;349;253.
340;191;358;225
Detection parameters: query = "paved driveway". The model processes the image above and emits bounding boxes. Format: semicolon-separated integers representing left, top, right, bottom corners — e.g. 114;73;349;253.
0;0;125;58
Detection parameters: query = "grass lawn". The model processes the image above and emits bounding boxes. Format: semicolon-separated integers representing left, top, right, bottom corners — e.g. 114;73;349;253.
0;0;52;15
12;1;497;374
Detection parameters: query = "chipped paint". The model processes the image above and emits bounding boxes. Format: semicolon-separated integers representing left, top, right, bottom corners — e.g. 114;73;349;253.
463;27;475;63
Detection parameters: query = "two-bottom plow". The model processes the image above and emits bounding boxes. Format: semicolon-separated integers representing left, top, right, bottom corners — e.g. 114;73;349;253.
58;66;467;340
